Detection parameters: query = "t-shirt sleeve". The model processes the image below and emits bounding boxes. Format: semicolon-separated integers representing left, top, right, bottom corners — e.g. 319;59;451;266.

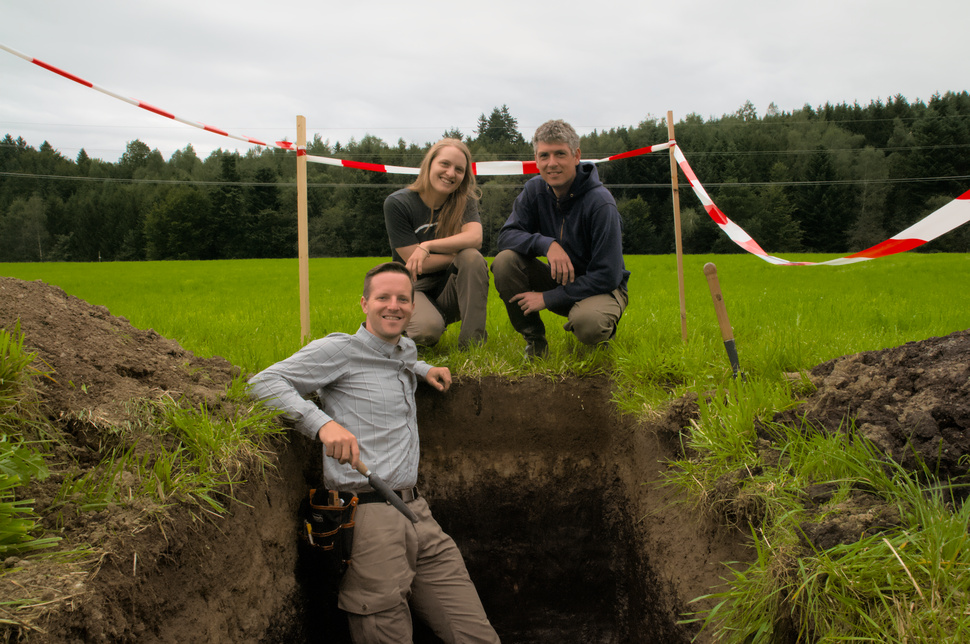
463;198;482;225
384;191;419;259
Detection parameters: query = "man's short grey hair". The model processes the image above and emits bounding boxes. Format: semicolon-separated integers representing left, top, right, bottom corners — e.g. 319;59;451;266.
532;119;580;154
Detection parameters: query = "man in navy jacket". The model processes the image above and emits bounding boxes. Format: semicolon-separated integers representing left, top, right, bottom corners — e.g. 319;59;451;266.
492;119;630;358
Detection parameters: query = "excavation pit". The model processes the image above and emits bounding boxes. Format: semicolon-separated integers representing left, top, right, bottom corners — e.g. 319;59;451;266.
281;376;749;643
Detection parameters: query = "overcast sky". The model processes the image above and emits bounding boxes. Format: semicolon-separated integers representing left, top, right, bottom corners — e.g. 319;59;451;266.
1;0;965;164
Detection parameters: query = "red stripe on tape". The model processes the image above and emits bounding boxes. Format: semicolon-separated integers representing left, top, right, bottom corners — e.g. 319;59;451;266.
705;204;729;226
608;146;654;161
203;124;228;136
737;237;768;256
523;161;538;174
138;101;175;119
31;58;93;88
296;149;306;157
847;237;925;259
342;160;387;173
958;188;970;200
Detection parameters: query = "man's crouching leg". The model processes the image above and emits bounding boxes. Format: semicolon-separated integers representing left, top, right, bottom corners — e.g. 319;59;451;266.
564;288;629;346
347;604;413;643
409;499;499;643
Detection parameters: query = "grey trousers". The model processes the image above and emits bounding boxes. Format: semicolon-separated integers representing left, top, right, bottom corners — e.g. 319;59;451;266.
338;497;500;644
491;249;628;346
407;248;489;348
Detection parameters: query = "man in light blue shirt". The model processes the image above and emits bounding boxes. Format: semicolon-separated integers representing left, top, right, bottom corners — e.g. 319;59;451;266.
249;262;499;643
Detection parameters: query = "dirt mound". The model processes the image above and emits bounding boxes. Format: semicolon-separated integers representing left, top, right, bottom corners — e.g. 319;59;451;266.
0;277;308;642
775;329;970;478
0;277;238;419
767;329;970;550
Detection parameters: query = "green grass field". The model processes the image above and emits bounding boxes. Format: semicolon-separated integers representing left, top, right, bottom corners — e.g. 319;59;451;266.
2;253;968;412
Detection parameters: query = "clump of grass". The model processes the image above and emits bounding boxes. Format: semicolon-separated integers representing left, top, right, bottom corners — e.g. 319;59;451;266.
0;436;60;557
0;324;60;558
0;321;47;440
52;376;284;520
671;382;970;642
666;378;805;527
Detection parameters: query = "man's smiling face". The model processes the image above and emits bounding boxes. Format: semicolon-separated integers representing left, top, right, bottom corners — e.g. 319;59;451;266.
534;140;581;198
361;271;414;343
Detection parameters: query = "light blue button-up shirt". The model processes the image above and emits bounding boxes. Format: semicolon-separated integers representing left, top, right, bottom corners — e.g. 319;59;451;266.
248;324;432;491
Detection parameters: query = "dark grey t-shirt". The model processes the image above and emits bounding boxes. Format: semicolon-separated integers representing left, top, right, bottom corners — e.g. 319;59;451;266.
383;188;481;265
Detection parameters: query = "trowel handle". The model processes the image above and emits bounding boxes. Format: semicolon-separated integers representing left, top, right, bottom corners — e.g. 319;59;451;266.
354;461;371;478
703;263;734;342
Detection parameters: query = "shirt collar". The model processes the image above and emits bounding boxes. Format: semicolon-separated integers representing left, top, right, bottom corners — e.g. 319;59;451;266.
355;323;416;359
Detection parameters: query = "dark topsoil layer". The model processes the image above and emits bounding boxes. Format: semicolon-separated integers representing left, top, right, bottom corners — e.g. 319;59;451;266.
1;275;968;643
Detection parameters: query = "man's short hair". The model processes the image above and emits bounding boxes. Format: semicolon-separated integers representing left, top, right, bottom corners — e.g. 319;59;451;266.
532;119;580;154
363;262;413;298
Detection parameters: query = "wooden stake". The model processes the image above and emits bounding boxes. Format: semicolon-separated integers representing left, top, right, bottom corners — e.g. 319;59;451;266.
296;116;311;344
668;110;687;342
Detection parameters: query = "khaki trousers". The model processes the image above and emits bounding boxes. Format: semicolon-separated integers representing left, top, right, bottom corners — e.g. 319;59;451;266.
491;249;628;346
338;497;499;644
407;248;489;348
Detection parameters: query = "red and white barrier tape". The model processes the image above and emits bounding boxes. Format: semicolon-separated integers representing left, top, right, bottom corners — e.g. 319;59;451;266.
672;145;970;265
6;42;969;263
1;43;270;148
290;142;672;176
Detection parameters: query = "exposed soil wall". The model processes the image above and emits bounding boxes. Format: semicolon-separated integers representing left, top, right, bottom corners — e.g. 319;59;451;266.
413;376;750;643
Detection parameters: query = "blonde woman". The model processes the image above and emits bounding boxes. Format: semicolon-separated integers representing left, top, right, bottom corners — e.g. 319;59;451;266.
383;138;488;347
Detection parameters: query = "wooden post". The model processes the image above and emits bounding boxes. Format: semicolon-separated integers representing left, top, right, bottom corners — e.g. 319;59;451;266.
296;115;311;344
668;110;687;342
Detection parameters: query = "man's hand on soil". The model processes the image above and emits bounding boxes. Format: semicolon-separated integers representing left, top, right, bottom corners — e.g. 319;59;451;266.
425;367;452;392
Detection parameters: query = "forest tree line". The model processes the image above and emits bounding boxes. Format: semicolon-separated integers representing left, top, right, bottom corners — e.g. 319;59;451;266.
2;94;970;263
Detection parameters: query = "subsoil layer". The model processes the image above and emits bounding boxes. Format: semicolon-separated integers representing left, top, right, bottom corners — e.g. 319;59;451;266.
2;275;969;643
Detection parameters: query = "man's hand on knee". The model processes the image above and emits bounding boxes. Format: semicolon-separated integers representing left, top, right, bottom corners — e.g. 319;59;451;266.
546;242;575;285
510;291;547;316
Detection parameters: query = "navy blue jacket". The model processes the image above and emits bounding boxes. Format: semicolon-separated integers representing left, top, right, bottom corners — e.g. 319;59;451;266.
496;162;629;311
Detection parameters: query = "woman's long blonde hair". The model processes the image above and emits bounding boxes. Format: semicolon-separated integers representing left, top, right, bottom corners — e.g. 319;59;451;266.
408;138;481;239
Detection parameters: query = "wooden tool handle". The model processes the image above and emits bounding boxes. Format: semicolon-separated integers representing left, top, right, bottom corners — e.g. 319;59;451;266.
704;262;734;343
